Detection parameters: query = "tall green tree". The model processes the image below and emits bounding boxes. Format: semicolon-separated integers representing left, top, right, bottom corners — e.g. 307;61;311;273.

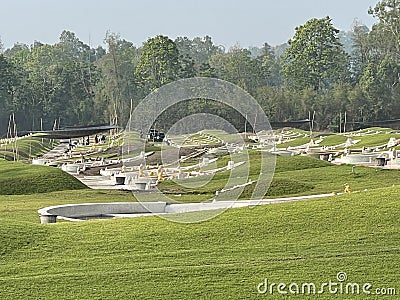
175;35;223;75
367;0;400;96
0;55;16;133
178;53;196;78
368;0;400;62
15;34;102;129
135;35;180;96
282;17;350;91
22;43;61;129
209;45;261;93
96;32;139;126
256;42;283;86
350;21;370;82
353;0;400;122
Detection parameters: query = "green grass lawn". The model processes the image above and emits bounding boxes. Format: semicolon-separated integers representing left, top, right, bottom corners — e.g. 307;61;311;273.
0;137;57;161
0;186;398;299
0;159;86;194
317;134;348;146
0;128;399;299
349;133;400;148
277;136;311;148
1;144;399;201
355;127;393;133
276;127;400;149
159;151;400;202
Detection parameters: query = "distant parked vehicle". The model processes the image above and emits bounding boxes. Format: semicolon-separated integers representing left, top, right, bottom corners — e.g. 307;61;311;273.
147;129;165;142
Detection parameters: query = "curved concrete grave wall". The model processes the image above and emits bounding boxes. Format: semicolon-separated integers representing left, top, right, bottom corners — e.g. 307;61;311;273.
38;202;166;223
338;154;379;164
38;193;336;224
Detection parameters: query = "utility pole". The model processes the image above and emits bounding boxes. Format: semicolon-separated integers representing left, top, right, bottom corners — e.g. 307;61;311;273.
244;114;247;139
253;112;257;134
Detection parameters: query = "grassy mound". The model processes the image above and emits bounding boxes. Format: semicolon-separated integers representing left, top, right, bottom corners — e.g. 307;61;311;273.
239;178;314;198
275;154;331;172
0;138;57;160
0;186;398;299
0;159;87;195
318;134;348;146
278;136;311;147
349;133;400;148
159;152;400;202
276;127;400;149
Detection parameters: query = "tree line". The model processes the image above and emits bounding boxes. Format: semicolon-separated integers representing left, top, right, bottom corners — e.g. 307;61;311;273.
0;0;399;136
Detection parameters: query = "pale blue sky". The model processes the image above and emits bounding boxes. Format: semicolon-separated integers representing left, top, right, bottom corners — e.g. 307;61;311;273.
1;0;380;49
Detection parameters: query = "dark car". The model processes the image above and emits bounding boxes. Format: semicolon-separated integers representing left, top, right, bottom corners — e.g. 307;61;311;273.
147;129;165;142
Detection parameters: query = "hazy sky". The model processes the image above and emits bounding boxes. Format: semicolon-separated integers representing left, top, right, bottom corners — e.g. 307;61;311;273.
1;0;380;50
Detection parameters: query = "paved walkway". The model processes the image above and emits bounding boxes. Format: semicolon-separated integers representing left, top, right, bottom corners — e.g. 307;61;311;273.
42;143;71;159
164;193;335;214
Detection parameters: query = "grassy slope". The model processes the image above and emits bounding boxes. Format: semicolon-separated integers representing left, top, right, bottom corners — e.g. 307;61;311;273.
0;187;398;299
0;138;57;160
278;128;400;149
159;152;400;202
349;133;400;148
0;129;399;299
3;141;398;200
158;153;329;201
277;136;311;148
0;159;87;194
318;134;348;146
